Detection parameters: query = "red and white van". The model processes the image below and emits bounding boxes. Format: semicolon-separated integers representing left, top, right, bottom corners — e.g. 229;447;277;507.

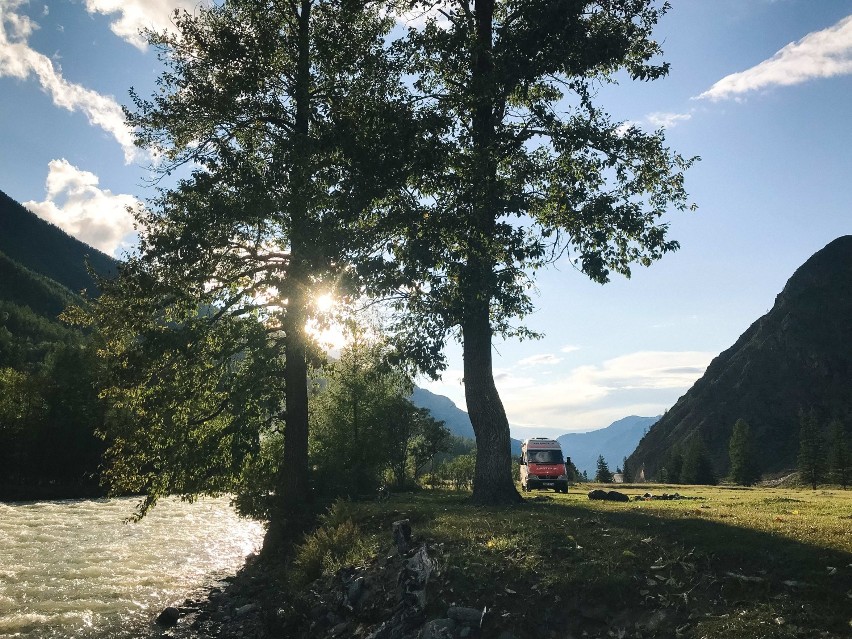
520;438;569;493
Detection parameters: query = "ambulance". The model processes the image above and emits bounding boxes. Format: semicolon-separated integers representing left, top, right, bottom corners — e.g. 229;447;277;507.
519;438;569;493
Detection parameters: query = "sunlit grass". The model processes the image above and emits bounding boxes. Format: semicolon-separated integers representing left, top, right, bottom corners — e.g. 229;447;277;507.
292;485;851;638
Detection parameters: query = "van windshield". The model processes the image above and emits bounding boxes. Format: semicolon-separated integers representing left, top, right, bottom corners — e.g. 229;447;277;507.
527;450;564;464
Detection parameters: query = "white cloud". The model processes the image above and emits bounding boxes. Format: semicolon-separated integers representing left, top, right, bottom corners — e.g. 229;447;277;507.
0;1;140;162
517;353;562;367
560;344;580;354
696;14;852;101
24;159;138;256
498;350;715;430
83;0;205;50
646;111;692;129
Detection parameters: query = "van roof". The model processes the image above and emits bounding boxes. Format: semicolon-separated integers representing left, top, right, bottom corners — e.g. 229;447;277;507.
523;438;561;449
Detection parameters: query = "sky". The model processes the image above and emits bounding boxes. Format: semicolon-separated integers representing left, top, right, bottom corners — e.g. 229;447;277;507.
1;0;850;439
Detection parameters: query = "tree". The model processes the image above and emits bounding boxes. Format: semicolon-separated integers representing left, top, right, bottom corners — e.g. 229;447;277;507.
828;418;849;488
309;328;448;494
565;456;582;483
622;456;632;483
681;435;716;485
88;0;414;538
409;411;451;482
728;418;760;486
386;0;696;505
657;449;683;484
798;409;825;490
595;455;613;483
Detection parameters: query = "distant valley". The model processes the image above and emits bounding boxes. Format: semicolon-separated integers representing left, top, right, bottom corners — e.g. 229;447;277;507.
411;387;658;474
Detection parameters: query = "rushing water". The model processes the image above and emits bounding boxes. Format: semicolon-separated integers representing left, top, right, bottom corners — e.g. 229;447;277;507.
0;497;265;639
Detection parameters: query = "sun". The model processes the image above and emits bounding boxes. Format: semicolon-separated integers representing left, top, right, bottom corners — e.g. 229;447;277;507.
314;292;336;313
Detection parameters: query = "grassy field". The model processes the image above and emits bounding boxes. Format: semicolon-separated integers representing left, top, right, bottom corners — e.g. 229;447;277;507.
286;484;852;638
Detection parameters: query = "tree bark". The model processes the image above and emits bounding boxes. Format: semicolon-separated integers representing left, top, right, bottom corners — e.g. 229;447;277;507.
463;298;522;504
460;0;521;505
269;0;313;549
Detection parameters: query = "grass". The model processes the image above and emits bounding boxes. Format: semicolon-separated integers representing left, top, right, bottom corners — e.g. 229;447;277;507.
285;484;852;638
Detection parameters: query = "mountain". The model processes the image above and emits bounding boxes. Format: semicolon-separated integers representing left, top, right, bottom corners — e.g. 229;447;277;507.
410;387;522;455
0;249;78;319
0;190;112;498
0;189;117;296
628;236;852;480
411;387;475;439
557;416;660;477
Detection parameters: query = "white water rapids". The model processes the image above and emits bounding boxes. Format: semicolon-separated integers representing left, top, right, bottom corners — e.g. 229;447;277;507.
0;497;265;638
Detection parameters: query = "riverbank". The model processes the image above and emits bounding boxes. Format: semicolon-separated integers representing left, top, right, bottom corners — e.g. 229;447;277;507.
156;554;274;639
153;486;852;639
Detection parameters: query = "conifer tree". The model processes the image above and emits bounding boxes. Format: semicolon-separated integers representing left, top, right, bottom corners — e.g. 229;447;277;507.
728;418;760;485
595;455;613;483
828;417;849;489
681;435;716;485
798;409;825;490
622;456;632;483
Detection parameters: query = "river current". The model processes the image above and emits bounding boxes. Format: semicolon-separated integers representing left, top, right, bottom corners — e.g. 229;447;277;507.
0;497;265;639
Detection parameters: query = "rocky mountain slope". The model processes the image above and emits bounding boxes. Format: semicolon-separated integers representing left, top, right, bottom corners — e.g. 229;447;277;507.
628;235;852;479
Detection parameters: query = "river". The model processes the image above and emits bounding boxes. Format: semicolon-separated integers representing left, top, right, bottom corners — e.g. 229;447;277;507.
0;497;265;639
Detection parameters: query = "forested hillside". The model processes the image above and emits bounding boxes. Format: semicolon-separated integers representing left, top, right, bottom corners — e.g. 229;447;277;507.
0;192;109;499
0;189;116;294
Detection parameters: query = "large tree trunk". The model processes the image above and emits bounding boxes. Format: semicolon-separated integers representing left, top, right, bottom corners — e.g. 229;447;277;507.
463;298;522;504
268;0;313;550
460;0;521;505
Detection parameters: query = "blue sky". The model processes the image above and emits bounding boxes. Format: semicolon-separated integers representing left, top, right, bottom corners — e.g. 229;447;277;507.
1;0;850;438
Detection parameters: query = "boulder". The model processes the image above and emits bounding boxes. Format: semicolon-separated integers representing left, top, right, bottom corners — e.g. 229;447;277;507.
447;606;483;627
422;618;456;639
155;606;181;627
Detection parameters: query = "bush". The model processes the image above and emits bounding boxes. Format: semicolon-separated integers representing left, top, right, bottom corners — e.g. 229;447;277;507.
290;501;378;586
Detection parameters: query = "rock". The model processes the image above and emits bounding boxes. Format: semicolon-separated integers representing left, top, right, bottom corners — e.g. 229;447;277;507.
347;576;365;605
235;603;257;617
393;519;412;555
447;606;483;627
644;609;670;632
588;489;629;502
422;618;456;639
155;606;181;627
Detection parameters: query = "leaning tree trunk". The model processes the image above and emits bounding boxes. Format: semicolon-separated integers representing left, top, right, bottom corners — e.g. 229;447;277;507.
463;296;522;505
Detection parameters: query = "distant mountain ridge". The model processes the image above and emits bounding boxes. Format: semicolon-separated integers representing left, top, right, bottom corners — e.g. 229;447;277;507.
409;387;523;454
0;189;117;295
557;415;660;476
411;387;657;467
628;235;852;479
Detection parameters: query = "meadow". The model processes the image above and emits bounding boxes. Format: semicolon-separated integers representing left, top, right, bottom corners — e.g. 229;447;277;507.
287;484;852;638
